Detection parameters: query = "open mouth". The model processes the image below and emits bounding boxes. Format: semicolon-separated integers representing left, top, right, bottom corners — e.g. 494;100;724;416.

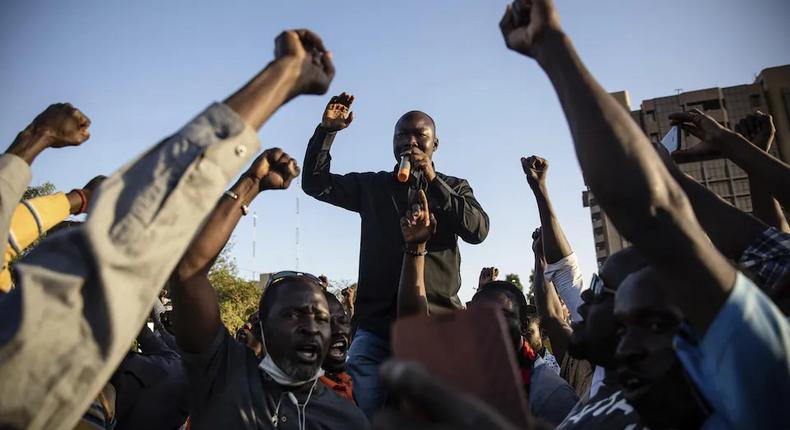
328;337;348;361
294;343;321;363
617;370;653;402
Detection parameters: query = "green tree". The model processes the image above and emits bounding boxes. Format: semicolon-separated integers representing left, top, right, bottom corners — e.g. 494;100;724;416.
211;243;261;333
506;271;535;305
22;182;56;200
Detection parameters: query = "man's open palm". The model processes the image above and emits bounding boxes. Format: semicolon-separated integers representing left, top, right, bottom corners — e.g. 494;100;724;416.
322;92;354;132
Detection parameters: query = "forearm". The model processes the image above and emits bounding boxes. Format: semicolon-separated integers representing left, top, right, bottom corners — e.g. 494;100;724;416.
176;175;259;280
749;177;789;232
397;245;428;318
531;184;572;263
721;133;790;210
673;171;767;260
534;32;734;332
533;257;570;361
5;128;51;166
224;59;299;131
301;125;336;196
428;179;489;244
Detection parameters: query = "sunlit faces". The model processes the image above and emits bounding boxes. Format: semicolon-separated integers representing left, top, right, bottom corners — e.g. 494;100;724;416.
322;292;351;374
392;111;438;162
261;282;331;381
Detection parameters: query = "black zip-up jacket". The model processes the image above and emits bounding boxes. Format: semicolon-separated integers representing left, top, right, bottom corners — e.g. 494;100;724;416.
302;125;490;338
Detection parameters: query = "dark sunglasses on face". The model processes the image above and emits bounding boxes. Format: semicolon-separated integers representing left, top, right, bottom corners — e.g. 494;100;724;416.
590;273;617;303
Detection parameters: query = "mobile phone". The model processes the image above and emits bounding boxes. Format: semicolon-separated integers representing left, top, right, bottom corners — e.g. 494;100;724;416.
660;125;681;152
391;306;531;428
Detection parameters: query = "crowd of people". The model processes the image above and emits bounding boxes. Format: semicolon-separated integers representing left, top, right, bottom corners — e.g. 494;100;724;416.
1;0;789;429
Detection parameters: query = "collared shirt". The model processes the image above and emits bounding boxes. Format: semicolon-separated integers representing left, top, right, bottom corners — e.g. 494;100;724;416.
302;125;489;338
182;328;369;430
530;357;579;427
739;226;790;291
543;252;586;323
0;103;259;429
319;372;355;404
674;271;790;429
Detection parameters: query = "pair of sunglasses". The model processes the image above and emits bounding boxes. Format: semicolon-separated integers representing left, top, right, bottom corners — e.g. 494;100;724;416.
590;273;617;303
265;270;324;289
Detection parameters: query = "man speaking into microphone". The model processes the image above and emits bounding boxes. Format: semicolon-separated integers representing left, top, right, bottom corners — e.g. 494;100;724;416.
302;92;489;417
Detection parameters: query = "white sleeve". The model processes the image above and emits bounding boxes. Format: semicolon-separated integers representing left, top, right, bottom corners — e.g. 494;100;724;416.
543;252;586;323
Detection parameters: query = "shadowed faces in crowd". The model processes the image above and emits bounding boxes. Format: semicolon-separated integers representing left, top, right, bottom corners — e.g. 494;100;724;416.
322;291;351;374
614;267;708;429
470;281;530;352
258;280;331;380
569;248;647;369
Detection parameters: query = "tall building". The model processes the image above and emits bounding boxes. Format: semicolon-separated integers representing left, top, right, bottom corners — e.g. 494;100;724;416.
583;65;790;267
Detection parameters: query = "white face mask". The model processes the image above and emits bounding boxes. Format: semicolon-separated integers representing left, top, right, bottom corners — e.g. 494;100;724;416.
258;320;324;387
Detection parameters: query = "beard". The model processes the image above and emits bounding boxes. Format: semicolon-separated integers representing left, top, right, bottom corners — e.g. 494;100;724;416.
279;358;321;381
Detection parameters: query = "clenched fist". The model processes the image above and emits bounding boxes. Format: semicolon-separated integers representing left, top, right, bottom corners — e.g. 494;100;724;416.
246;148;301;191
521;155;548;189
275;29;335;97
31;103;91;148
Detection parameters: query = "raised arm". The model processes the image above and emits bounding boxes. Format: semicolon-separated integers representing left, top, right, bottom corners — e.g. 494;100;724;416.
500;0;734;332
301;92;364;212
397;190;435;318
530;228;571;363
672;109;790;213
522;156;584;322
653;143;769;263
735;113;788;231
171;149;300;353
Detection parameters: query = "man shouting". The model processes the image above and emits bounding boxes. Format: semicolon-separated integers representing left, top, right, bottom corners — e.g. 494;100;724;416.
302;92;489;417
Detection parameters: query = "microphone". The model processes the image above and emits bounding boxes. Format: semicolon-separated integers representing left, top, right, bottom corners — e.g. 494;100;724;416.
397;155;411;183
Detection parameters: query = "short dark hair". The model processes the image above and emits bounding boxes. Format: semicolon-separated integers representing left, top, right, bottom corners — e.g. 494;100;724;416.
399;110;436;134
474;280;531;334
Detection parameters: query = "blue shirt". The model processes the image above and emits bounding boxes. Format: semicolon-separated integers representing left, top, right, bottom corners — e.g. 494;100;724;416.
674;272;790;429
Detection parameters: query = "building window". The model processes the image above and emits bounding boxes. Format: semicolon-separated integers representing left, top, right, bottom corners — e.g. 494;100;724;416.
704;159;727;180
735;196;753;212
732;178;750;195
708;180;731;197
750;94;761;107
646;110;655;121
701;99;721;110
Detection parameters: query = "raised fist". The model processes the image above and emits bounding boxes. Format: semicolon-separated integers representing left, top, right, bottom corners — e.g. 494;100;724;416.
499;0;563;58
521;155;548;188
31;103;91;148
400;190;437;245
735;112;775;152
246;148;301;191
478;267;499;288
274;29;335;97
321;92;354;132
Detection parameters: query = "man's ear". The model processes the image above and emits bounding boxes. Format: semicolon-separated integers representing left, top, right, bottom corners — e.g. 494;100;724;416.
433;137;439;151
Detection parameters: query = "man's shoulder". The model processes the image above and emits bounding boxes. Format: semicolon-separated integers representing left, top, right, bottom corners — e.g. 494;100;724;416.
435;172;469;186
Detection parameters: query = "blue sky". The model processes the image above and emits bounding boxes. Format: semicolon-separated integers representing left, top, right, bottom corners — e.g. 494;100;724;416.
2;0;789;302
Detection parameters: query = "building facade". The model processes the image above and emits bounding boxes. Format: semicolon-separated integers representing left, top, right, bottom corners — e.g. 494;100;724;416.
583;65;790;267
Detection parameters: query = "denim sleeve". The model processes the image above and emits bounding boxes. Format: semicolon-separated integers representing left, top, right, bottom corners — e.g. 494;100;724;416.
674;272;790;429
0;102;259;430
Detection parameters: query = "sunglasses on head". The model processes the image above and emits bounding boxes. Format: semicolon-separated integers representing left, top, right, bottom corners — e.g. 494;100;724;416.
265;270;324;289
590;273;617;303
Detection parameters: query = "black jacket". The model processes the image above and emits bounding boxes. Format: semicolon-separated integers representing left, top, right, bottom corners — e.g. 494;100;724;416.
302;125;489;338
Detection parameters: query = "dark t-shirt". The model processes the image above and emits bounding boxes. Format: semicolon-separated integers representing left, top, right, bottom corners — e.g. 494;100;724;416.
555;383;647;429
181;328;369;430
